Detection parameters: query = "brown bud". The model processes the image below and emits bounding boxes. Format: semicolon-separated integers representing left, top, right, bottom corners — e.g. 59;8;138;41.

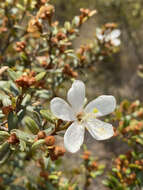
135;160;141;165
34;137;38;142
91;161;98;170
37;131;46;139
122;167;127;173
2;105;13;115
45;136;55;146
54;146;66;157
124;160;129;167
15;75;36;88
82;151;91;160
63;64;78;78
129;173;136;180
27;17;42;33
37;5;55;20
40;171;49;180
56;32;66;41
113;127;118;136
115;158;121;165
7;133;19;144
105;23;117;29
125;151;132;160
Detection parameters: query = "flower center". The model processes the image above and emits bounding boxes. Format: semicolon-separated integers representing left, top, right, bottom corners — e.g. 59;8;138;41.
76;111;84;122
76;107;99;123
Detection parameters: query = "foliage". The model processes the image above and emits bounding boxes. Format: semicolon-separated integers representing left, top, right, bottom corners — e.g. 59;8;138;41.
1;0;143;190
104;100;143;189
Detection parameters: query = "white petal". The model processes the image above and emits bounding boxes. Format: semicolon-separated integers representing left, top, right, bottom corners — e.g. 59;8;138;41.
86;119;114;140
110;29;121;39
112;39;121;46
85;95;116;117
64;122;85;153
96;28;104;40
67;80;85;113
50;97;76;121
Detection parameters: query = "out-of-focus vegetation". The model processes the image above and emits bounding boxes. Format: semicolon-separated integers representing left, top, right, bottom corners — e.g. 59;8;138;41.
0;0;143;190
53;0;143;100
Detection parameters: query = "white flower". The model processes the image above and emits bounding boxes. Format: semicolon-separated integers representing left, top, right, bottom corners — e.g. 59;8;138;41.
50;80;116;153
96;28;121;46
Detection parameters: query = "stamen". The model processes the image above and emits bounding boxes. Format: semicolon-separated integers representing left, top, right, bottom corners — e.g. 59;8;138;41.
93;108;98;113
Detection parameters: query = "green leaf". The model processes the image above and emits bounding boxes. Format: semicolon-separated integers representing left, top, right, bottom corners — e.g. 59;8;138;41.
0;131;10;141
40;110;55;123
45;182;56;190
10;81;19;96
72;16;80;27
64;21;71;31
19;139;26;151
0;141;11;164
21;94;31;106
8;112;18;131
17;108;26;122
35;72;46;81
24;116;39;134
31;139;45;151
7;69;19;81
90;170;104;178
11;129;35;143
2;95;11;106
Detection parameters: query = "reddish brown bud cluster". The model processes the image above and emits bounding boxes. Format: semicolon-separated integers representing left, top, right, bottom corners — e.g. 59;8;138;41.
37;5;55;20
0;17;8;33
129;101;140;112
49;146;66;161
105;23;117;29
63;64;78;78
137;110;143;117
80;8;97;22
45;135;55;146
138;64;143;73
27;17;42;33
40;171;49;180
82;151;91;160
15;41;26;52
78;8;97;26
35;134;65;160
76;44;91;63
56;32;66;41
124;173;136;185
121;122;143;135
36;0;49;8
114;151;143;185
51;32;67;46
37;131;46;139
2;105;13;115
7;133;19;144
15;74;36;88
91;161;98;170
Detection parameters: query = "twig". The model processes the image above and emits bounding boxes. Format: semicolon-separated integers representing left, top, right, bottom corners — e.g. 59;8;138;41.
0;120;8;131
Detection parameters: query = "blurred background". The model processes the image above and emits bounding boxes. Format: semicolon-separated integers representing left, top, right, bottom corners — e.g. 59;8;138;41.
53;0;143;101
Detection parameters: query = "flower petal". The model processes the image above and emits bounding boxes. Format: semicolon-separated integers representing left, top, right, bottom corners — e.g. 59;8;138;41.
112;39;121;46
64;122;85;153
67;80;85;113
85;95;116;117
86;119;114;140
50;97;76;121
110;29;121;39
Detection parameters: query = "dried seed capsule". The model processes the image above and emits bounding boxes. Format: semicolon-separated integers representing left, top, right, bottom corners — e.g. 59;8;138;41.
45;136;55;146
37;131;46;139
